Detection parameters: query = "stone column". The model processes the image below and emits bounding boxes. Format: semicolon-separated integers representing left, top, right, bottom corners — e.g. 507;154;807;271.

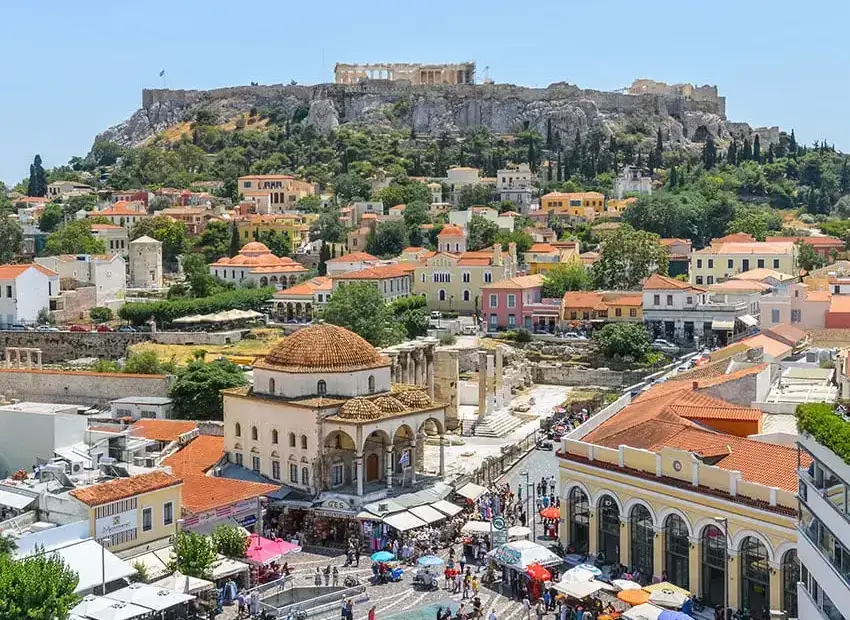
768;559;782;612
406;351;416;385
426;350;435;398
409;438;416;484
588;509;599;556
25;349;32;369
385;446;394;489
387;351;399;383
36;350;42;369
4;349;9;368
355;454;364;496
652;526;664;581
494;347;503;388
415;349;425;386
727;552;740;609
477;350;489;417
619;518;631;568
438;435;445;478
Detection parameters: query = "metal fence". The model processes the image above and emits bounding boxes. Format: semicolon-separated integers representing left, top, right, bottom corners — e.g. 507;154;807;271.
470;428;538;486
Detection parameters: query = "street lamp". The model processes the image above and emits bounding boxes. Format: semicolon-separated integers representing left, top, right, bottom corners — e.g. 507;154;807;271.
714;516;729;615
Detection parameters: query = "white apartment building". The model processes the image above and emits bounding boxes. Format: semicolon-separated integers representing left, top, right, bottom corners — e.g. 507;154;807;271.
497;164;533;209
0;402;88;477
36;254;126;306
0;264;59;326
612;165;652;199
797;417;850;620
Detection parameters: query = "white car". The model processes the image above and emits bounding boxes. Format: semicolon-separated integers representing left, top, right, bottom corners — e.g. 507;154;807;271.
563;332;588;341
652;339;680;354
429;311;441;320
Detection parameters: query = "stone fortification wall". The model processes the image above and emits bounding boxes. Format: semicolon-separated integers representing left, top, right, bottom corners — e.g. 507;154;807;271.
0;368;172;406
0;332;151;363
531;364;648;388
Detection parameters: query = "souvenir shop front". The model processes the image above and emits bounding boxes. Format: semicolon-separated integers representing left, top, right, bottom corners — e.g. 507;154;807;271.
271;498;366;548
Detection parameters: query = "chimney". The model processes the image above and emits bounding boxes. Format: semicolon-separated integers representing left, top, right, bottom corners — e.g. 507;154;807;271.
493;244;503;266
692;381;698;390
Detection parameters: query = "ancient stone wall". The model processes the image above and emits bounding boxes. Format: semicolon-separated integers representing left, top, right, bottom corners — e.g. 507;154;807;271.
0;368;172;405
530;364;648;387
0;332;151;363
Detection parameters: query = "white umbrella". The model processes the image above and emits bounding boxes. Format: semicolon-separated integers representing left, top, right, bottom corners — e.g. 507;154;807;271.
622;603;664;620
508;526;531;539
461;521;491;535
560;566;596;584
153;571;214;594
648;588;689;609
612;578;642;591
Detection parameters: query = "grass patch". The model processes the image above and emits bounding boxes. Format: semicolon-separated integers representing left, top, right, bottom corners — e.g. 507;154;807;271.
128;328;283;365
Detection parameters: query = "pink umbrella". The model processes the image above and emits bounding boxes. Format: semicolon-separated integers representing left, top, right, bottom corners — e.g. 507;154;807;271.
246;534;301;565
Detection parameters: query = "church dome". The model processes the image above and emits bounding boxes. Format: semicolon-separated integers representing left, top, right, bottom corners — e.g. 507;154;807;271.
262;323;390;373
240;241;271;255
338;397;381;421
373;396;408;414
395;389;432;408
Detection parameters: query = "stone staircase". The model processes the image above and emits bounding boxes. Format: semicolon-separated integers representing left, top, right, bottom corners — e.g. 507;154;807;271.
474;410;526;437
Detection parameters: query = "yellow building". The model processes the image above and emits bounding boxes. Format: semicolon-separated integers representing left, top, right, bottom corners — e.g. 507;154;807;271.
238;175;315;213
540;192;605;220
236;213;317;254
70;470;183;552
561;291;642;324
558;379;800;615
691;240;797;286
604;197;636;215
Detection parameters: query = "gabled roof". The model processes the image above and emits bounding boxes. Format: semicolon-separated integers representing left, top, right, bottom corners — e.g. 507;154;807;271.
0;264;57;280
527;243;557;254
438;224;466;238
484;274;544;290
708;279;771;293
330;264;411;280
71;471;182;506
562;291;605;310
326;252;377;263
273;276;332;297
763;322;807;346
180;475;279;514
766;235;844;247
737;333;792;359
94;201;148;217
732;268;796;283
643;273;704;292
697;241;795;255
162;435;226;477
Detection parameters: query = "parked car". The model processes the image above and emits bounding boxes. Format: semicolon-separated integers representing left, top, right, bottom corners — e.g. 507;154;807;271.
117;325;137;332
651;339;680;355
563;332;588;341
461;324;478;336
96;324;114;333
429;311;441;320
7;324;30;331
35;325;59;332
69;324;90;332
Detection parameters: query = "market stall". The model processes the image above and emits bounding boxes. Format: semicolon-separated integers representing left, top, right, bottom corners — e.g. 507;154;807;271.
383;510;427;533
153;572;215;595
487;540;562;600
245;535;301;565
106;583;194;619
455;482;487;502
622;603;665;620
430;499;463;518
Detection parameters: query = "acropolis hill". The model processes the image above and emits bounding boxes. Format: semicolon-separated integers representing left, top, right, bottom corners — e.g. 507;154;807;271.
97;72;778;152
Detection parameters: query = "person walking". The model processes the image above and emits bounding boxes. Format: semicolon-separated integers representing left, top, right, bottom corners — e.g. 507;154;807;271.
535;601;544;620
315;567;322;586
488;609;497;620
324;564;331;586
522;596;531;620
332;566;339;587
368;606;376;620
471;575;479;597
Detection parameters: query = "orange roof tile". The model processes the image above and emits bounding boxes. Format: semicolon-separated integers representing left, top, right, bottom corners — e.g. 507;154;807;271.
438;224;465;238
527;243;557;253
326;252;377;263
738;333;792;359
766;235;844;247
273;276;332;297
604;292;643;306
130;419;198;442
402;247;423;253
71;471;182;506
807;290;831;302
643;273;704;291
562;292;605;310
330;264;411;280
708;279;771;293
162;435;225;476
764;323;807;346
484;275;544;290
90;224;125;231
180;474;278;514
0;264;56;279
94;201;148;217
732;268;795;282
660;238;690;246
829;296;850;313
714;232;756;243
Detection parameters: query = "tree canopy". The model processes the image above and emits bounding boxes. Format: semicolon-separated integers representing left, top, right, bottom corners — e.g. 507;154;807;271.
320;282;404;346
593;224;668;290
0;552;79;620
170;358;248;420
467;215;499;251
0;215;23;264
130;215;190;263
541;256;592;297
44;220;105;255
168;531;218;579
593;322;652;362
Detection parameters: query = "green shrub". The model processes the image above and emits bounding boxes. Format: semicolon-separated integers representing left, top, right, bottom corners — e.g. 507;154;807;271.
797;403;850;464
439;333;456;346
118;287;274;326
513;328;532;343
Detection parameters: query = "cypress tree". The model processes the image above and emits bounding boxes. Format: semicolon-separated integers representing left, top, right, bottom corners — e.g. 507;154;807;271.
546;118;553;151
229;224;240;257
668;166;678;189
318;241;330;276
556;152;562;182
840;159;850;194
766;143;775;164
753;134;761;163
27;154;46;197
789;129;797;155
742;138;752;161
728;139;738;166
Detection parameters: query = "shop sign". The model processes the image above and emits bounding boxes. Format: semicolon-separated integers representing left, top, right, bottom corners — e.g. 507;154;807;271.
313;498;356;517
95;509;137;538
491;515;507;546
493;545;521;566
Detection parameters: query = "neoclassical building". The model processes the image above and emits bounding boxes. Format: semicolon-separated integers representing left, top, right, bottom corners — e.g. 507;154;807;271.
559;380;800;617
221;324;446;508
209;241;308;289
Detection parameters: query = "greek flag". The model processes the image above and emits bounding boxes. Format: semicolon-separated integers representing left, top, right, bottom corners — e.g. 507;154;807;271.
399;451;410;467
159;70;166;77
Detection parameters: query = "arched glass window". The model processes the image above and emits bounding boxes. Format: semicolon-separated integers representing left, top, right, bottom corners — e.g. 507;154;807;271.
740;536;770;614
301;435;308;450
463;290;470;302
271;429;278;444
439;289;446;301
268;377;275;393
301;467;309;485
251;426;258;441
289;432;296;448
568;487;589;553
781;550;798;618
630;505;654;578
317;380;327;396
368;375;375;393
664;514;690;590
235;423;241;437
701;525;726;608
598;495;620;565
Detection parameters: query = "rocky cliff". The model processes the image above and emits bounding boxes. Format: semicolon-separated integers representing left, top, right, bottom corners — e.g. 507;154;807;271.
97;80;777;150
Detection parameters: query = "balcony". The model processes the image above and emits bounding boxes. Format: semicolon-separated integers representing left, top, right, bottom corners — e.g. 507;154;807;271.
797;523;850;607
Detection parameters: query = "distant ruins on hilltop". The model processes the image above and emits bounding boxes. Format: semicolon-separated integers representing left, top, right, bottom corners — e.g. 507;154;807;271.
628;78;725;112
334;61;476;85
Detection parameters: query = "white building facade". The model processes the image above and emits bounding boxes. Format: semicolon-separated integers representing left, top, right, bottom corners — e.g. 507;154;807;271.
128;235;163;288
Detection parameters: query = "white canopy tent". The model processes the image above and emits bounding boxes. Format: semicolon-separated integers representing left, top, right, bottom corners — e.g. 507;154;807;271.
0;488;36;510
383;511;426;532
487;540;562;569
553;580;611;599
70;595;150;620
153;571;214;594
508;526;532;540
409;505;446;524
106;583;194;611
430;500;463;517
455;482;487;501
210;554;251;580
622;603;664;620
460;521;492;535
34;539;136;594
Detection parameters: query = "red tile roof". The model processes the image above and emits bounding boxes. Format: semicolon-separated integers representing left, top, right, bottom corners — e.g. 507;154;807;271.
71;471;182;506
484;275;544;290
764;323;808;346
94;201;148;217
527;243;557;253
326;252;377;263
180;474;279;514
829;296;850;313
162;435;225;477
737;333;792;359
273;276;332;297
643;273;704;291
330;264;411;280
0;264;57;280
562;291;605;310
130;419;198;442
766;235;844;247
438;224;465;238
807;290;831;302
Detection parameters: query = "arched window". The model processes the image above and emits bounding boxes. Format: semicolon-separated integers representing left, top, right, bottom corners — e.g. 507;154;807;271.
317;380;327;396
740;536;770;614
268;377;275;394
568;487;589;553
251;426;258;441
301;435;307;450
439;289;446;302
368;375;375;393
701;525;726;608
302;467;309;485
630;505;654;578
664;515;690;590
271;429;279;445
289;432;296;448
597;495;620;565
463;290;470;302
781;549;798;617
235;423;241;437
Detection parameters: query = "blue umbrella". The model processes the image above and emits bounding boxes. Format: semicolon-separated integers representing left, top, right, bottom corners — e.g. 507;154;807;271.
371;551;395;562
576;563;602;576
659;612;692;620
417;555;445;567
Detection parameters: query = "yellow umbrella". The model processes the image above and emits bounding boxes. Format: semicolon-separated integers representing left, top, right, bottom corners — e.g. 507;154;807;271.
643;581;691;596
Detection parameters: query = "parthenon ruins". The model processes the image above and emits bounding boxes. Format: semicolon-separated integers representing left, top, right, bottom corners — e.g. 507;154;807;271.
335;62;475;86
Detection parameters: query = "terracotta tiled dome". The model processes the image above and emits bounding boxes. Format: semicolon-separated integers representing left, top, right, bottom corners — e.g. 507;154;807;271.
240;241;271;254
263;323;390;373
395;389;432;408
373;396;408;414
338;397;381;420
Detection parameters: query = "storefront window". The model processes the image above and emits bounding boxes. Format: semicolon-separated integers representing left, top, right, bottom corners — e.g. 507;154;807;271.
598;495;620;565
664;514;689;590
630;505;654;578
782;549;798;618
568;487;589;553
701;525;726;608
332;463;344;486
740;536;770;614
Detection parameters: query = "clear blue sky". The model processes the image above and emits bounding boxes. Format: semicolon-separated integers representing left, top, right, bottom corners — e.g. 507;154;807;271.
2;0;847;184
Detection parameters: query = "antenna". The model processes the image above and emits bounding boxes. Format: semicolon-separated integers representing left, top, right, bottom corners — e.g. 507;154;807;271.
484;66;491;82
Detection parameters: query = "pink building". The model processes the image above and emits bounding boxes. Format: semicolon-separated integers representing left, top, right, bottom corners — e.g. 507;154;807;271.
482;274;560;332
759;282;830;330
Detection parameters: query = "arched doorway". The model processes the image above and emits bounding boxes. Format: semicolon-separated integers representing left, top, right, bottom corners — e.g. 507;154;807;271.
701;525;726;608
740;536;770;615
365;453;380;482
598;495;620;564
392;425;415;476
781;549;798;618
323;430;356;488
568;487;589;553
664;514;690;590
630;505;654;578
